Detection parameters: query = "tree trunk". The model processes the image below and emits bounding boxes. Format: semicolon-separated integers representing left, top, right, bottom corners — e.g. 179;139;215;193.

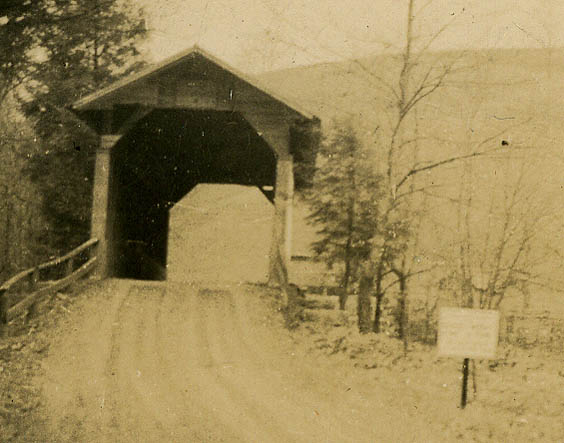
373;262;385;333
397;295;406;339
462;277;473;308
397;274;408;353
396;274;406;337
339;260;351;310
338;287;349;311
373;292;383;333
357;273;373;333
5;200;13;275
340;164;356;311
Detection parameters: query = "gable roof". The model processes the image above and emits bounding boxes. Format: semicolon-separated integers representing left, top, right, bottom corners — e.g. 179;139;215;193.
71;45;314;120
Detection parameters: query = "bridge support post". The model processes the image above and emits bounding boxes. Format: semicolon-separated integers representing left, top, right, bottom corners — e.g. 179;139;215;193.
269;155;294;286
238;115;297;288
91;134;121;278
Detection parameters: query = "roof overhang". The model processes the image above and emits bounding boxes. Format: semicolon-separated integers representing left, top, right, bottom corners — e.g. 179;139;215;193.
71;45;315;123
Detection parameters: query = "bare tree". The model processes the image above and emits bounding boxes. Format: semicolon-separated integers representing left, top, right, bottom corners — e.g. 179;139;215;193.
357;0;461;334
450;154;558;311
351;0;524;335
238;0;542;337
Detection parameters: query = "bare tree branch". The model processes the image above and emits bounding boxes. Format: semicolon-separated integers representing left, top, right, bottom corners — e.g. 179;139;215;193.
396;146;503;192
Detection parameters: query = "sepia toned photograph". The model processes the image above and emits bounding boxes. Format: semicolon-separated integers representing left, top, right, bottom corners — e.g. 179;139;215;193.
1;1;563;441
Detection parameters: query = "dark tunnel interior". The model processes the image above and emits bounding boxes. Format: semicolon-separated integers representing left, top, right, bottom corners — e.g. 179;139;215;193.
110;109;277;280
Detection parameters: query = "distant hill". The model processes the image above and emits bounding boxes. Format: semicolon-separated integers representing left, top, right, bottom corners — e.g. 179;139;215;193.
259;47;564;168
259;45;564;218
260;48;564;311
262;46;564;220
259;47;564;124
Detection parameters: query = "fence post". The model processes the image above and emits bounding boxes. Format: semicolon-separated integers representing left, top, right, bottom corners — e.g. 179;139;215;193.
0;288;7;337
65;257;74;277
91;240;99;268
28;268;39;292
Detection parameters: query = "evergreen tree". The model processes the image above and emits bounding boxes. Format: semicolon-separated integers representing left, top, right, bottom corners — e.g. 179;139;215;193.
306;122;384;317
0;0;44;102
21;0;146;255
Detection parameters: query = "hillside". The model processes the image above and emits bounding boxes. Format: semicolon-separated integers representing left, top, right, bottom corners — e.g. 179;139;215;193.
259;47;564;182
259;47;564;127
260;48;564;313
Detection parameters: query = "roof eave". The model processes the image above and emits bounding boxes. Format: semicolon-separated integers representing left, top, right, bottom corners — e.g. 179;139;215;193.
71;45;315;121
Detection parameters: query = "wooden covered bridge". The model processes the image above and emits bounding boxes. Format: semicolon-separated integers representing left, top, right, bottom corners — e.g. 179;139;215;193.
1;46;319;326
71;45;319;284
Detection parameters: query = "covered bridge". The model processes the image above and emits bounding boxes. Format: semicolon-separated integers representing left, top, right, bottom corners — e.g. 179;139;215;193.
71;46;318;283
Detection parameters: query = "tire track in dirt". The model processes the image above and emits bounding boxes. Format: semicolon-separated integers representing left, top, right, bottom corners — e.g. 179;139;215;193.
193;289;301;442
102;282;129;439
123;286;169;439
204;291;316;440
189;288;287;441
154;283;241;442
227;287;407;442
152;285;378;442
103;284;138;440
103;284;172;441
209;289;367;442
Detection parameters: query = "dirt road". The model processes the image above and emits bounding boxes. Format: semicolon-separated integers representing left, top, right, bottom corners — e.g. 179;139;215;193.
38;280;417;442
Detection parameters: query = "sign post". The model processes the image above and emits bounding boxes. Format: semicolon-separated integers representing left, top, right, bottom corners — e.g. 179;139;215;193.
461;358;469;408
437;308;500;409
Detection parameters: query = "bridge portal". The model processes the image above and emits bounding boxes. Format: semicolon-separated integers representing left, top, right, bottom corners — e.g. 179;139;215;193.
71;46;318;283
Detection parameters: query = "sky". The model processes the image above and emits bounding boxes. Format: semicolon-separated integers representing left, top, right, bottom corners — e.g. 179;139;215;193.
139;0;564;73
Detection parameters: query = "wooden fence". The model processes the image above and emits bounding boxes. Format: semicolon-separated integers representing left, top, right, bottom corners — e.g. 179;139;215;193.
500;312;564;351
0;238;99;333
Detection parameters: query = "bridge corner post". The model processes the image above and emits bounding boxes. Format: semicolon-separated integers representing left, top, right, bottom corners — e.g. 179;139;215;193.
91;134;121;279
269;155;294;286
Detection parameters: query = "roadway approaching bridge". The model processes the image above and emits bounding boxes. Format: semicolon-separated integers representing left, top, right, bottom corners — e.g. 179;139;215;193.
3;48;413;442
2;46;321;331
38;279;414;442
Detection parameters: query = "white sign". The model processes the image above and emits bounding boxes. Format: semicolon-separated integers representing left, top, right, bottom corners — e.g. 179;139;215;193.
437;307;500;359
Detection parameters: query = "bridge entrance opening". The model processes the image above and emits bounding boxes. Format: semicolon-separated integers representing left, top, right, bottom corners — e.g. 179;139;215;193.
168;183;274;283
110;109;276;281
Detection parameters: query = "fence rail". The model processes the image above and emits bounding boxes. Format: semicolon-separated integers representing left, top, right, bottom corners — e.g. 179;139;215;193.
0;238;99;331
